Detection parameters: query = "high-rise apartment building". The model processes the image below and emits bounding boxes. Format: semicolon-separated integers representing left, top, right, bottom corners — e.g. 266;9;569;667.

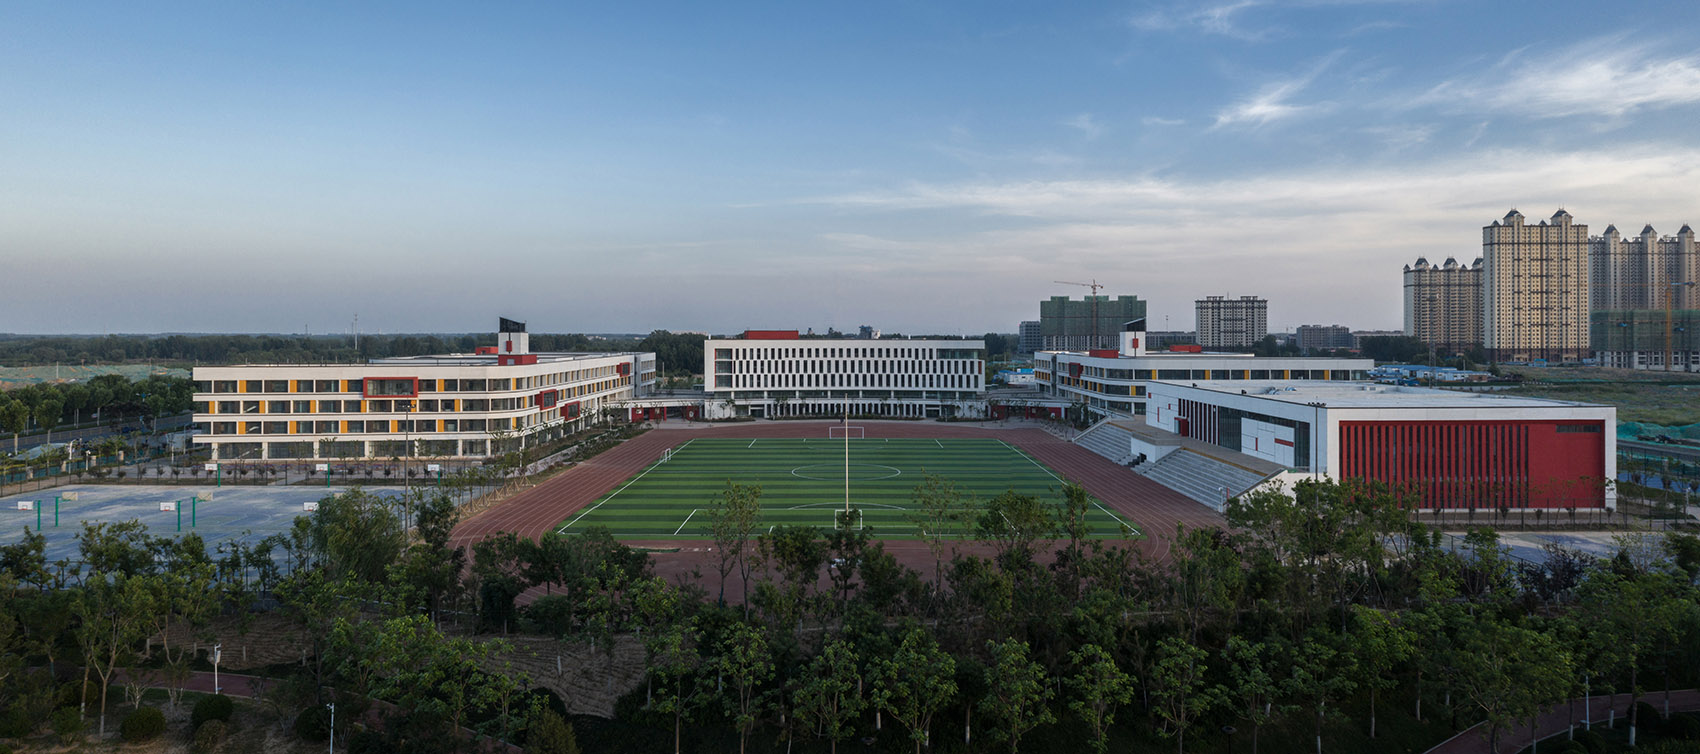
1039;295;1147;351
1195;295;1267;349
1590;223;1699;312
1296;325;1353;352
1482;210;1590;362
1018;320;1042;354
1403;256;1482;354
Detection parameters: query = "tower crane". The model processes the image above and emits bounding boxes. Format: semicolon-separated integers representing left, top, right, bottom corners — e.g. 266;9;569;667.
1055;279;1107;350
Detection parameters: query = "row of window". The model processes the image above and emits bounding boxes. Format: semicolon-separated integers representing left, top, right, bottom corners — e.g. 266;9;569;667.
719;372;980;390
204;417;521;436
713;346;980;361
198;368;627;396
199;379;625;415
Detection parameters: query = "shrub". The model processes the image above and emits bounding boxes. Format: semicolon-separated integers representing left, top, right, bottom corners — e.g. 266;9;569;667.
50;707;82;744
120;706;166;742
294;706;330;742
192;719;226;753
1574;728;1608;754
527;711;580;754
1638;702;1667;732
0;707;31;738
192;694;235;730
1668;713;1700;741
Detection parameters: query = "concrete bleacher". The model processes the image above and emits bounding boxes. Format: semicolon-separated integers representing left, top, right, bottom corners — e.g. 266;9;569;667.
1134;449;1280;511
1073;419;1135;464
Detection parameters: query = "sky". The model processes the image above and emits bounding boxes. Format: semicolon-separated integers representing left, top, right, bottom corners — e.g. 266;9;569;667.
5;1;1700;336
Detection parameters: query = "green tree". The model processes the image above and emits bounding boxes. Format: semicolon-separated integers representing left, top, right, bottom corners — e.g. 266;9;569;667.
33;398;63;446
712;621;774;754
1224;636;1290;754
1286;632;1358;754
307;488;406;584
707;482;763;612
907;473;969;593
527;710;581;754
871;627;958;754
74;572;158;737
1066;643;1134;754
0;399;29;455
646;618;701;754
980;638;1055;754
793;639;866;754
1351;606;1416;739
1454;619;1573;751
1150;637;1224;754
1576;569;1681;747
974;490;1056;563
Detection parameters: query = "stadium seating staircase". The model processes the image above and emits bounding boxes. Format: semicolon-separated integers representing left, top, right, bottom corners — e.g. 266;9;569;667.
1073;420;1135;465
1133;449;1274;511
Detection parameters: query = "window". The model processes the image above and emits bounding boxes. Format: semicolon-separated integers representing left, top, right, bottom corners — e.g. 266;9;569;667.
318;400;341;413
242;401;261;414
243;380;262;393
363;378;418;398
264;422;288;434
293;400;312;413
1557;424;1600;433
315;380;339;393
442;419;459;432
214;380;238;393
217;401;239;414
365;420;389;433
368;400;393;413
418;380;436;392
346;420;365;433
268;401;291;414
295;381;315;393
265;380;290;393
441;379;459;391
315;421;338;433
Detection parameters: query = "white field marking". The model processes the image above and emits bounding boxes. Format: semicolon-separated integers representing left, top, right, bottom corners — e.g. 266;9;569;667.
673;509;700;536
749;439;757;448
558;449;680;532
935;439;944;449
998;440;1138;534
785;501;906;511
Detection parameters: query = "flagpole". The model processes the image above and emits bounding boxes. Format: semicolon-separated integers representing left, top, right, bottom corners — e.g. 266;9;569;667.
843;402;850;514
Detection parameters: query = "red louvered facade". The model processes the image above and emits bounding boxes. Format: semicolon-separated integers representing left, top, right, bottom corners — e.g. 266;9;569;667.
1337;420;1607;509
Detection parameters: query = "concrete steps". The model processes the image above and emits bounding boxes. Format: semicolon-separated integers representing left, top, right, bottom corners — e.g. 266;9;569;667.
1073;421;1134;465
1134;450;1272;511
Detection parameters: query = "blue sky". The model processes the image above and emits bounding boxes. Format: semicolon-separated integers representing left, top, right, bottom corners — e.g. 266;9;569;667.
5;1;1700;335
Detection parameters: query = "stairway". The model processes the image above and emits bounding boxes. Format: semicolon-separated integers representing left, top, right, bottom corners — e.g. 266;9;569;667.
1073;420;1135;465
1134;450;1274;511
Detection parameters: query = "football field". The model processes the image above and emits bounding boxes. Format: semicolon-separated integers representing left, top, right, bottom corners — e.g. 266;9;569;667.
554;437;1140;540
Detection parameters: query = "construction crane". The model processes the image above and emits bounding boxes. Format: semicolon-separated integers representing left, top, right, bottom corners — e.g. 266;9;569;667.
1055;279;1106;350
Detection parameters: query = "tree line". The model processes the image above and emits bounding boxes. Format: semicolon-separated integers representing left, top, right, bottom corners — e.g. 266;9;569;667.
4;477;1700;753
0;374;196;452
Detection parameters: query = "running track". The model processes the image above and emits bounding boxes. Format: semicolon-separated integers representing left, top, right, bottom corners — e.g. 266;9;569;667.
449;420;1224;592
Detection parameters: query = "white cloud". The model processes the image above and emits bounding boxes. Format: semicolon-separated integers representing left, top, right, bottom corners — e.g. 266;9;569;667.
1141;116;1187;126
1064;113;1105;139
1213;51;1342;128
1131;0;1270;41
1414;37;1700;119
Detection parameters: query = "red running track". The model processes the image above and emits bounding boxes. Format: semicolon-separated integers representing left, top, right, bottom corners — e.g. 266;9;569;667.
449;420;1224;593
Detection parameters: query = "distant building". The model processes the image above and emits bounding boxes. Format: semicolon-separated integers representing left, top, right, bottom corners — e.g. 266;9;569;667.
1146;331;1198;348
1351;330;1405;349
1483;210;1590;362
856;325;880;339
1369;364;1494;383
1039;295;1147;351
1591;309;1700;372
995;368;1036;386
1195;295;1267;349
1296;325;1353;352
1403;256;1482;354
1018;320;1042;354
1591;223;1699;312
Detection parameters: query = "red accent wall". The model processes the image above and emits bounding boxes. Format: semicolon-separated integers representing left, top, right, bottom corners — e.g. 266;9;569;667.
497;354;538;366
536;389;558;409
1088;349;1120;358
1337;420;1606;509
1168;345;1204;353
475;346;498;355
742;330;800;340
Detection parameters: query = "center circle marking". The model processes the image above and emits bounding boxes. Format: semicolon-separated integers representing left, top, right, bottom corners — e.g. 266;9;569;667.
790;464;903;482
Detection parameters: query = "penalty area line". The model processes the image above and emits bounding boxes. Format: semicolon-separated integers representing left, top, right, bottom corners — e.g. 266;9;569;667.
999;439;1138;534
673;509;700;536
558;456;671;533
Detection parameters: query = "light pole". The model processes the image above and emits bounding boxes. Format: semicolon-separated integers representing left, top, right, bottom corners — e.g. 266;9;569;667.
327;702;335;754
212;643;222;695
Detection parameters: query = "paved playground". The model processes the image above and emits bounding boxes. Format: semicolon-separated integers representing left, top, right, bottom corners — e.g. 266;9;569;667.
2;484;405;563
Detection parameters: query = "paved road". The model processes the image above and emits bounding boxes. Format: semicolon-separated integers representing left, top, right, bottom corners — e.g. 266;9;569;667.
1425;689;1700;754
6;414;193;454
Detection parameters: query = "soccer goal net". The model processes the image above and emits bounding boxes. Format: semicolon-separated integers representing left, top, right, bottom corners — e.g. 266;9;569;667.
828;426;865;440
833;508;865;530
661;447;674;463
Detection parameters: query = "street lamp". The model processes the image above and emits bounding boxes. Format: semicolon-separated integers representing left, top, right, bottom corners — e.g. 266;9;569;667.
212;643;222;695
326;701;336;754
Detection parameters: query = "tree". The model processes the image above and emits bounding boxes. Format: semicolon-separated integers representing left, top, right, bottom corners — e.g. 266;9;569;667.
707;482;762;612
871;628;958;754
907;473;969;593
1066;643;1134;754
647;619;701;754
1150;637;1224;754
980;638;1054;754
1576;569;1680;747
527;710;582;754
1224;636;1290;754
1454;619;1572;751
1351;606;1415;739
74;571;158;737
974;490;1056;563
712;621;773;754
793;639;866;754
1286;632;1358;754
0;399;29;455
33;398;63;446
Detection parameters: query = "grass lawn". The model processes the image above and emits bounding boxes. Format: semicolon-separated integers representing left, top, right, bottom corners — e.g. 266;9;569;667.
552;437;1139;540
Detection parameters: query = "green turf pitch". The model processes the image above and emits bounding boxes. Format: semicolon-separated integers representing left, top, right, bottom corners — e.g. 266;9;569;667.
554;437;1140;540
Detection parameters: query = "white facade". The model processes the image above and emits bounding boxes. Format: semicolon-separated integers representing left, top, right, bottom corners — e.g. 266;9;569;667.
1032;350;1373;420
703;333;986;419
1196;295;1268;349
1403;256;1482;353
1483;210;1591;362
192;350;655;461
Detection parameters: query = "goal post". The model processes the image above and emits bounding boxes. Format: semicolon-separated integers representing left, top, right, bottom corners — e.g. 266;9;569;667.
833;508;864;531
828;426;865;440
